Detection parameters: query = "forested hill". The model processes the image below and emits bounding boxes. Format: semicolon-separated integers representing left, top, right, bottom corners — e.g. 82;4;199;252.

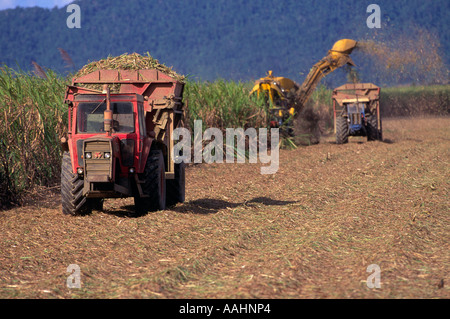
0;0;448;86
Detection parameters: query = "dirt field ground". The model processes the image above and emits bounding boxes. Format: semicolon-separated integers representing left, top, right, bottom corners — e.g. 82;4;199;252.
0;117;448;299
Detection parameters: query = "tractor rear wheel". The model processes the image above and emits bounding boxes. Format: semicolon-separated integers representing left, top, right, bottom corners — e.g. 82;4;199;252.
336;116;349;144
367;114;382;141
166;162;185;207
134;149;166;215
61;152;93;216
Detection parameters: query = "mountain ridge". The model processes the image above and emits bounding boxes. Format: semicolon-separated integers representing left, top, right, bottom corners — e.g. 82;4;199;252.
0;0;448;86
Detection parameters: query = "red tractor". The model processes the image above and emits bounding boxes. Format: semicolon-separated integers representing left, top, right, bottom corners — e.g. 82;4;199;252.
60;69;185;215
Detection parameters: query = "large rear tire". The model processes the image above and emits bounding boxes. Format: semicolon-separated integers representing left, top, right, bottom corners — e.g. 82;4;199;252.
61;152;93;216
134;149;166;215
166;162;185;207
367;114;382;141
336;116;349;144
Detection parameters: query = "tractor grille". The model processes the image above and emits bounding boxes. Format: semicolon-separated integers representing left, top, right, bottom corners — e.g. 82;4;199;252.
347;104;363;125
351;112;362;125
84;141;112;181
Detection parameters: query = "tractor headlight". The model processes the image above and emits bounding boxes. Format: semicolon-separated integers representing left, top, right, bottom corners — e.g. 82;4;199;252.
77;167;83;175
85;152;92;159
104;152;111;159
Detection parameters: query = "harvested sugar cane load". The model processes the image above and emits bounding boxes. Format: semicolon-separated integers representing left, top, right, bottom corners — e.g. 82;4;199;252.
61;52;186;216
73;52;185;92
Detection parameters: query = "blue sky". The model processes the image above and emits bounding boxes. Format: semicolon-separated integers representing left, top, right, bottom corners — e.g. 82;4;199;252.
0;0;73;10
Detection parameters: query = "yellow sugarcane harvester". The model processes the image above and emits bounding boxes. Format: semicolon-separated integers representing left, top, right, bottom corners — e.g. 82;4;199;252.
250;39;358;135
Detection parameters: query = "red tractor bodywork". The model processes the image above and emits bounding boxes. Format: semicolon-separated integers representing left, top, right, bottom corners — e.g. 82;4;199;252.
61;69;184;205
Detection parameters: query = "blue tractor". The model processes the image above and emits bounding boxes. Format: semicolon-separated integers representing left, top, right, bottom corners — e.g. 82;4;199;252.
332;83;382;144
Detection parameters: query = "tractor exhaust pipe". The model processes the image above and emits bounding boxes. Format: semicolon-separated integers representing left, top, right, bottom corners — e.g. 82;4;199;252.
103;84;113;135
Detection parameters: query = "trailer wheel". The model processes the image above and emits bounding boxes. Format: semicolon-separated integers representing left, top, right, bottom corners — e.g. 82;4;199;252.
166;162;185;207
134;149;166;215
60;152;92;216
336;116;349;144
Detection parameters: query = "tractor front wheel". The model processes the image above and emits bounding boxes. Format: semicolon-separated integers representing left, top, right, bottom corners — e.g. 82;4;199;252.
61;152;93;216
